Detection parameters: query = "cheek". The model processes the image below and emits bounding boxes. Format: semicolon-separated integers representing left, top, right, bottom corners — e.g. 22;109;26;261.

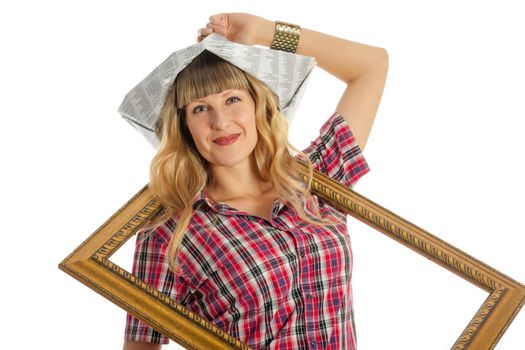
238;106;257;130
185;118;205;141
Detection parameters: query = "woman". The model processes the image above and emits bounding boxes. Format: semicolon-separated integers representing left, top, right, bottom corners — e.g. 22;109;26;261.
123;12;388;350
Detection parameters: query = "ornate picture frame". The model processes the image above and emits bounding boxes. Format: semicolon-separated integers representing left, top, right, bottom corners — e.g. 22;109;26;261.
59;160;525;350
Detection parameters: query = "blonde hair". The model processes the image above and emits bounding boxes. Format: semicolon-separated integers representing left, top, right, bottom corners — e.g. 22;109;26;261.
148;51;338;273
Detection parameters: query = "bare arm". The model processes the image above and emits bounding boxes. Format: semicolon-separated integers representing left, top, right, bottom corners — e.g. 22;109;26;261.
199;13;389;150
122;340;162;350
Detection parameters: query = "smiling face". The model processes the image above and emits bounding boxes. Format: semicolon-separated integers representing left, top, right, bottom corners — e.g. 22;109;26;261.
184;88;257;170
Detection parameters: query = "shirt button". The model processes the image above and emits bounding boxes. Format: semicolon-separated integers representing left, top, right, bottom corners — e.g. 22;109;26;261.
299;248;305;257
311;340;317;346
306;293;313;299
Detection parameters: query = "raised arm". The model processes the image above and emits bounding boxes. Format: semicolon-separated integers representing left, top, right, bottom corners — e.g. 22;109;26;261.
198;13;389;150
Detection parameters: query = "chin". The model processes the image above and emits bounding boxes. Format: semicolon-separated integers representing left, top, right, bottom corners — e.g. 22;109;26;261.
207;150;254;168
213;157;249;168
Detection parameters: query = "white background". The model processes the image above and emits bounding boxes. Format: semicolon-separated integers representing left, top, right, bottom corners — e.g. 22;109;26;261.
1;1;523;349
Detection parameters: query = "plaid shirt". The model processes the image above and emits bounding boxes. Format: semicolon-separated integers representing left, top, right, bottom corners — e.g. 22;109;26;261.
125;113;370;349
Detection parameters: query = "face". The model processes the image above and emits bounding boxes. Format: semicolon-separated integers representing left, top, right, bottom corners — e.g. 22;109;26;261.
184;89;257;170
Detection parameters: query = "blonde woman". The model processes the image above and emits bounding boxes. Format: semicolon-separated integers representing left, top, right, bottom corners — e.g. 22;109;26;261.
123;12;388;350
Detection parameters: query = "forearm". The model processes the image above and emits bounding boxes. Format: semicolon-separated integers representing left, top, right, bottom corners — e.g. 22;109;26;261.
253;18;388;83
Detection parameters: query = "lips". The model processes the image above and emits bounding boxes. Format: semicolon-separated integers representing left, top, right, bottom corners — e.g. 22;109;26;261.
212;133;240;146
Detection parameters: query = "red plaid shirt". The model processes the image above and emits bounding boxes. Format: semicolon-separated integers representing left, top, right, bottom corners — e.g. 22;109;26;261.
125;113;370;349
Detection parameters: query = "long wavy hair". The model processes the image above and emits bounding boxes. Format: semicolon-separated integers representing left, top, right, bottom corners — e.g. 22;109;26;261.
148;50;337;273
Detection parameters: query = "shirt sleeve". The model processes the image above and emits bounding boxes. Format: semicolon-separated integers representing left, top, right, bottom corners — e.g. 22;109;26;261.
124;227;177;345
301;112;370;188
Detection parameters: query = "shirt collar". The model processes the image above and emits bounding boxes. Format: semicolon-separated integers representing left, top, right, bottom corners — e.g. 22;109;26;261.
192;189;286;217
192;190;237;215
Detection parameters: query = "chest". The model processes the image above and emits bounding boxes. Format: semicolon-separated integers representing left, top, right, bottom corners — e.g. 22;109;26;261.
221;191;280;222
186;201;353;287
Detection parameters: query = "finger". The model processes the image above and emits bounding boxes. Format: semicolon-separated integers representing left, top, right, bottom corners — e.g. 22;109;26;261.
197;27;213;36
209;13;226;25
206;22;224;30
206;23;226;35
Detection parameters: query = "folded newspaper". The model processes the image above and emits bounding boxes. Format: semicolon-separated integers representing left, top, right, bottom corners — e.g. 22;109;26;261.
117;33;317;148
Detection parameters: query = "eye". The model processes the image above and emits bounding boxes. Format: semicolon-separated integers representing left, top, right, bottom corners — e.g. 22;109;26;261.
192;105;208;114
226;96;241;104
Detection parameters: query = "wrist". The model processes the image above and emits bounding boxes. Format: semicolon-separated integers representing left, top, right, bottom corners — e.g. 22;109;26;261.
252;18;275;47
270;21;301;53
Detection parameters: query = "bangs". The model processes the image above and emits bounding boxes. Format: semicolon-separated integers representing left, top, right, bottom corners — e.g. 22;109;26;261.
173;50;252;109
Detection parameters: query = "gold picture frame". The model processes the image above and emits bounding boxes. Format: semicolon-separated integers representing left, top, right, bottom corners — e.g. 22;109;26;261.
59;160;525;350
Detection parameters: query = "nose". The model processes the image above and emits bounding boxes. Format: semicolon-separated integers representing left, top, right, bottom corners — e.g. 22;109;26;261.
209;105;231;130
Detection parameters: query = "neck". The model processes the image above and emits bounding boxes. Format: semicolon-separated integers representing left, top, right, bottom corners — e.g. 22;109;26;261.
207;156;272;201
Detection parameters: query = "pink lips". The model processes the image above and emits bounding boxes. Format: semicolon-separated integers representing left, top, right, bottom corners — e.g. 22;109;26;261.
212;133;240;146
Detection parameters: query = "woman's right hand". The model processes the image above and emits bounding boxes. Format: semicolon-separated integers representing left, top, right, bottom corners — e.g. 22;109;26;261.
197;12;273;47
